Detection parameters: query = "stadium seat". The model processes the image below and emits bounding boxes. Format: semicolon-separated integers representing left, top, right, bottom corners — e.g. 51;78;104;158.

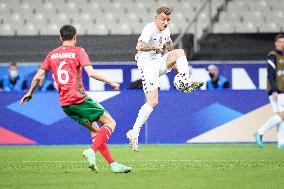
4;14;24;27
10;2;33;15
219;12;241;23
111;23;132;35
17;24;39;35
39;24;60;35
71;13;94;27
0;24;14;35
234;22;257;33
47;13;72;26
26;14;47;26
213;22;234;33
258;23;282;33
86;23;109;35
34;2;58;15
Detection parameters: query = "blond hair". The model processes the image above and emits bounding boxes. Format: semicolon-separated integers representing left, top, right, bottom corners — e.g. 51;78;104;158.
156;6;172;15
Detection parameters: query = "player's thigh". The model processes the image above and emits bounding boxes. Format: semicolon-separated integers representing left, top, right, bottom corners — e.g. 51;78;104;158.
159;52;172;75
270;94;284;119
66;98;106;125
166;49;186;69
62;106;81;124
62;105;98;133
166;51;177;68
138;60;160;93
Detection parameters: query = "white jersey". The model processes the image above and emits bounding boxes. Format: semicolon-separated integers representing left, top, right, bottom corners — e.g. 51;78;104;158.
135;22;171;60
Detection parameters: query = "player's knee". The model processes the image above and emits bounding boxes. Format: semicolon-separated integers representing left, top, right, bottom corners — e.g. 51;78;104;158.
175;49;185;57
169;49;185;61
106;119;116;132
278;112;284;120
148;99;158;108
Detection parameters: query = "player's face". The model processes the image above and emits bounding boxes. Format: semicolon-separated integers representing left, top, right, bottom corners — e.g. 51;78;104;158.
8;65;18;79
275;38;284;52
155;12;171;31
208;68;218;79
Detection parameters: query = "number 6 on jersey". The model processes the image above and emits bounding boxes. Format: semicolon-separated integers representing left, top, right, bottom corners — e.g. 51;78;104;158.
57;61;69;84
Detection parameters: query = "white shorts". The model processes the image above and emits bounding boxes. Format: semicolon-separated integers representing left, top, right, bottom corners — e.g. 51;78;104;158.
137;53;170;93
269;94;284;113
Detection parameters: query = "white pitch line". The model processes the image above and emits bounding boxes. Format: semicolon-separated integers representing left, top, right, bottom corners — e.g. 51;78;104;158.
5;159;283;163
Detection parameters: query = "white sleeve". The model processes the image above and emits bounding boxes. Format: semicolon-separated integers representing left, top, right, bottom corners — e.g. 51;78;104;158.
166;27;171;42
138;24;153;43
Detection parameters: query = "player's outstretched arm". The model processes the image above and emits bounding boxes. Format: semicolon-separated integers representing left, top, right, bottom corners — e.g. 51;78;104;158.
84;65;120;90
20;69;46;105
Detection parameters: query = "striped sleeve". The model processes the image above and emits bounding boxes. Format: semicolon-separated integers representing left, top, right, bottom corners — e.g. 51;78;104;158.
267;54;277;92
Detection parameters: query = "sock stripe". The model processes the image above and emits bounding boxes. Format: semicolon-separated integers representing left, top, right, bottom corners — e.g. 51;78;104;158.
103;126;112;135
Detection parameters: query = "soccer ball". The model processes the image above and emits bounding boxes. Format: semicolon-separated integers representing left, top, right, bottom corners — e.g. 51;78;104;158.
174;73;191;90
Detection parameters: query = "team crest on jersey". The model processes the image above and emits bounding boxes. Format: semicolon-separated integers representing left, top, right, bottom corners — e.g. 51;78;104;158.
159;36;162;45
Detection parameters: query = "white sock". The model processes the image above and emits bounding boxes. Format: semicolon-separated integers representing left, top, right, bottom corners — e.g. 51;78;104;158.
258;115;282;135
176;56;190;75
277;121;284;146
132;103;153;137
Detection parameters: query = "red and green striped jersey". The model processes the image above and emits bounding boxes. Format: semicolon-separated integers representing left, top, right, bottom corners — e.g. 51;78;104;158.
41;45;91;106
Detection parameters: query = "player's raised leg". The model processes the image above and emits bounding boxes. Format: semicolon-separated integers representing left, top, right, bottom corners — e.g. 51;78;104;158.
166;49;204;92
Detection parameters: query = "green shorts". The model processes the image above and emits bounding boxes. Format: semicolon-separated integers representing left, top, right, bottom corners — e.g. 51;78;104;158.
62;98;106;126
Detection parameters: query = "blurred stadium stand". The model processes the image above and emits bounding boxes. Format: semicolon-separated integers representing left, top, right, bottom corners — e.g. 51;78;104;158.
0;0;283;61
0;34;193;62
196;33;276;60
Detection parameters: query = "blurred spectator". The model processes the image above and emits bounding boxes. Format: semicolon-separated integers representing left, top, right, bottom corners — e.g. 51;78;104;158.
0;62;28;92
206;64;230;90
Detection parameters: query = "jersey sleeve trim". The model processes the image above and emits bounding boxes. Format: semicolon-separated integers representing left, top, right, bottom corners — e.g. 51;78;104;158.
267;59;276;69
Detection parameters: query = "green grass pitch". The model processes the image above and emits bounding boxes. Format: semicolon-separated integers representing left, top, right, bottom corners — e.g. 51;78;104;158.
0;144;284;189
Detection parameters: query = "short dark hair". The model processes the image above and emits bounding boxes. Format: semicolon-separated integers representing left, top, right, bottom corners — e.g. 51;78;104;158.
9;62;17;68
275;34;284;41
60;25;76;41
156;6;172;15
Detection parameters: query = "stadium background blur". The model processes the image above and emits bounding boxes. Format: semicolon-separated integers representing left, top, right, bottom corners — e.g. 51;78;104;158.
0;0;284;189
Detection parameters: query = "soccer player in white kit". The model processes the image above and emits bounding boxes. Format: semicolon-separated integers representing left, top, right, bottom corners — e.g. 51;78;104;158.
126;6;203;151
255;34;284;149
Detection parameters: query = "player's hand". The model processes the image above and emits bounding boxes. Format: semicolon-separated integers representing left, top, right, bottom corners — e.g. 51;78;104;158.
153;45;163;54
272;92;278;102
110;82;120;91
20;92;33;105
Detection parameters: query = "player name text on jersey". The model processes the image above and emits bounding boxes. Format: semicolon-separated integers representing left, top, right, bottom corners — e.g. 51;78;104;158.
51;52;76;60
